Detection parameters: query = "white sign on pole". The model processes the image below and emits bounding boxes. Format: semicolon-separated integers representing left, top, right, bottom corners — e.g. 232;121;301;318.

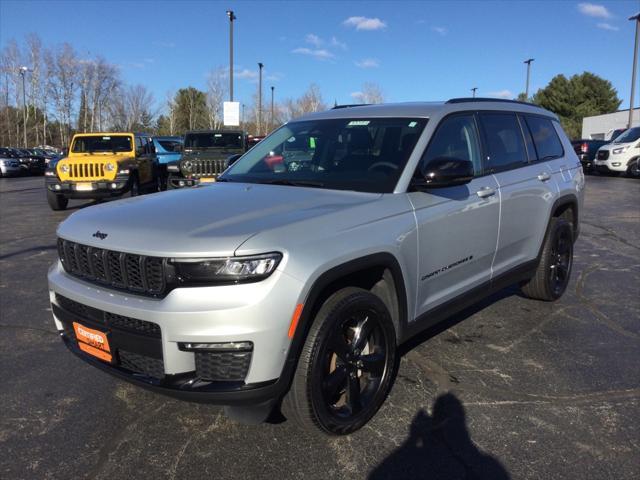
223;101;240;126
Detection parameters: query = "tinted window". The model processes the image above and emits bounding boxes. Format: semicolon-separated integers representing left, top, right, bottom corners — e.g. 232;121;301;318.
525;116;564;160
480;113;527;171
614;126;640;143
420;114;483;175
185;132;244;150
223;118;427;193
157;140;182;152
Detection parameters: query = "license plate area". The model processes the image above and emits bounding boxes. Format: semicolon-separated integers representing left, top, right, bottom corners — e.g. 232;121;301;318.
199;177;216;183
73;321;113;363
75;182;94;191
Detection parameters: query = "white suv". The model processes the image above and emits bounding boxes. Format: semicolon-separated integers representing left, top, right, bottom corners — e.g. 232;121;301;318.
594;126;640;177
48;99;584;435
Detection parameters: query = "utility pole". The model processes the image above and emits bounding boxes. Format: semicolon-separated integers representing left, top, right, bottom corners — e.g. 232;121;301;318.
257;62;264;135
226;10;236;101
242;103;245;129
471;87;478;98
19;66;28;148
628;13;639;128
524;58;534;100
270;86;275;132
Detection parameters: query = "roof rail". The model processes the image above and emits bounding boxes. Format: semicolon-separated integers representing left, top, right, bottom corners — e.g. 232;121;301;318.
446;97;538;107
331;103;370;110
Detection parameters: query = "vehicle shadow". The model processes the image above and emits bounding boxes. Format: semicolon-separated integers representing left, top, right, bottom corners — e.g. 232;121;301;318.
369;393;510;480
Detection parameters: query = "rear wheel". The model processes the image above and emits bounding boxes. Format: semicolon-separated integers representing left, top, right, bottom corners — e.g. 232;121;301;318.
282;287;397;435
521;217;573;301
627;158;640;178
125;174;140;197
47;190;68;211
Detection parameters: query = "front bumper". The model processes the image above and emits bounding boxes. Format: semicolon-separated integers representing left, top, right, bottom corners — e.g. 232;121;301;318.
594;159;626;173
45;174;131;198
167;174;218;189
48;260;303;404
0;164;22;176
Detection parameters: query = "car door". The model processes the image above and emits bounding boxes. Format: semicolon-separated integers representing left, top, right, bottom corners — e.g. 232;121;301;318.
409;113;500;320
479;112;557;278
134;136;153;184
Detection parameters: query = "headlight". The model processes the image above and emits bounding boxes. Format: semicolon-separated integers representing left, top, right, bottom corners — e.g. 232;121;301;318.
104;162;116;172
0;160;6;166
60;164;69;173
118;168;129;174
45;170;57;177
182;161;193;173
612;146;629;154
170;253;282;285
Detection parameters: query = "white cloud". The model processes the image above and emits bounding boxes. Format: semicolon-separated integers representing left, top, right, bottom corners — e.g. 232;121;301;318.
343;16;387;31
487;90;514;99
292;47;335;60
597;22;619;31
330;36;348;50
355;58;380;68
432;26;447;35
305;33;323;47
235;68;259;80
577;3;612;19
350;91;364;101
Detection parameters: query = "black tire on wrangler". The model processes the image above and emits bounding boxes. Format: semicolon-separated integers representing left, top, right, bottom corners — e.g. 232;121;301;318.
282;287;397;435
521;217;573;301
125;174;140;197
47;189;68;211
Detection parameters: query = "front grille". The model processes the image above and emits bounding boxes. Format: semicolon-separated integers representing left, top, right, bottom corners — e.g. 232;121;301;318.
56;294;161;338
68;162;105;179
186;159;227;178
195;351;252;381
57;238;166;296
119;350;165;379
596;150;609;160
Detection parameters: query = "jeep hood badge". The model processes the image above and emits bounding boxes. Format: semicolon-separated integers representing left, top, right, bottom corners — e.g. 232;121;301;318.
92;231;108;240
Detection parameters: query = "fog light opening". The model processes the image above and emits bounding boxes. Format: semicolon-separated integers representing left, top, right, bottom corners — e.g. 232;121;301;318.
111;183;117;189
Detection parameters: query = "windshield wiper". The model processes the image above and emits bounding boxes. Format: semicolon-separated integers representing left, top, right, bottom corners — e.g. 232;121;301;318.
258;179;325;188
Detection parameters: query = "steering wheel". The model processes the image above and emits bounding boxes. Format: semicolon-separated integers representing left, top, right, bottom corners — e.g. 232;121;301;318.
367;161;398;173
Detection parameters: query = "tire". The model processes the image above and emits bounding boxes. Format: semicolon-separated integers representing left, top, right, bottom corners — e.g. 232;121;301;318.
282;287;397;435
626;158;640;178
47;189;68;211
521;217;573;301
125;174;140;197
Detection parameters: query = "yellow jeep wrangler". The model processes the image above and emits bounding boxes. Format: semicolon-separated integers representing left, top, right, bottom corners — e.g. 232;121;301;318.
45;133;158;210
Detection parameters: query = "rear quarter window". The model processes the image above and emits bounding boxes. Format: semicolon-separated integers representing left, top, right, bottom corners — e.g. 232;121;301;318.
525;116;564;160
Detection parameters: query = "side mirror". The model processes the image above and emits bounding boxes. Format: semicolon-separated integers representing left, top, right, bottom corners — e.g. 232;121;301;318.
412;157;474;189
226;154;242;167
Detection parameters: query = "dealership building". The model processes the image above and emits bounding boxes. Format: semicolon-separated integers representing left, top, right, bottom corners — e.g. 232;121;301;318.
581;109;639;140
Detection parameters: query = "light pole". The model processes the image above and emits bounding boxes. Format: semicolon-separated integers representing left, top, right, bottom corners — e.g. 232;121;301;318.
270;86;275;132
19;66;28;148
628;13;639;128
471;87;478;98
257;62;264;135
524;58;534;100
242;103;246;129
226;10;236;102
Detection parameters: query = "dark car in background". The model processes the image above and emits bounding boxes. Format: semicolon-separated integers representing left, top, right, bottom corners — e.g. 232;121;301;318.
15;148;46;175
167;130;247;188
571;139;609;173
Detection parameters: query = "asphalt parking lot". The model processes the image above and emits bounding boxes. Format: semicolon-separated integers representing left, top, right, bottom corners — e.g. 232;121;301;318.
0;174;638;479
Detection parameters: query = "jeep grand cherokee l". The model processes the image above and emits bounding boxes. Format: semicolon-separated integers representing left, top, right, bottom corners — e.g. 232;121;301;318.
48;99;583;435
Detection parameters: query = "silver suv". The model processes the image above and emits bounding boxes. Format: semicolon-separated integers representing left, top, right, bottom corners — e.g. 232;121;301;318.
48;99;584;435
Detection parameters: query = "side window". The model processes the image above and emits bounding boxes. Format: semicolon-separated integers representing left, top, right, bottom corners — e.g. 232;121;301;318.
525;116;564;160
480;113;527;172
135;137;144;156
419;114;483;175
518;115;537;162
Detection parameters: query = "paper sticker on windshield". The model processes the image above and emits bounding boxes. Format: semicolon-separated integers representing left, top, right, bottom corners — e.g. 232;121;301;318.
214;133;222;137
348;121;370;126
408;122;417;128
102;136;111;140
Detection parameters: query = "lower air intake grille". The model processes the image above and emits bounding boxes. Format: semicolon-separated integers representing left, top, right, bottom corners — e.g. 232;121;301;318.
119;350;165;379
195;351;252;381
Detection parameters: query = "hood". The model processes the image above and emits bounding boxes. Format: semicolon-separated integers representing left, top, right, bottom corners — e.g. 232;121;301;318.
57;183;382;258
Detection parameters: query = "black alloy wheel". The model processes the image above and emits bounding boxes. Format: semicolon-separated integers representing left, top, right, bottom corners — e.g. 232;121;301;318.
628;158;640;178
548;225;573;297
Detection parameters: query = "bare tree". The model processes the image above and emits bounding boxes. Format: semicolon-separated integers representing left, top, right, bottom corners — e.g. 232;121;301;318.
279;83;327;123
352;82;385;104
205;67;227;129
45;43;78;146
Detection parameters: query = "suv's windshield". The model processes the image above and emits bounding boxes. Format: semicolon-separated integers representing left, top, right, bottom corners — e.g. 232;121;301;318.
221;117;427;193
613;127;640;144
72;135;133;153
184;132;244;150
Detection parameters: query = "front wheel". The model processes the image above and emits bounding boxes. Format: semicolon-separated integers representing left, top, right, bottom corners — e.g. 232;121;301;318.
125;174;140;197
627;158;640;178
47;190;68;211
521;217;573;301
282;287;397;435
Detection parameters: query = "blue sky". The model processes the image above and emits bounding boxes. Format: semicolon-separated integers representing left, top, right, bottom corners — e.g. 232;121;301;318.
1;0;638;112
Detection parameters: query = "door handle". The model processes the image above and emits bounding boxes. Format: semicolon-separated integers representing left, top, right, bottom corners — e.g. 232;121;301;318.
476;186;496;198
537;172;551;181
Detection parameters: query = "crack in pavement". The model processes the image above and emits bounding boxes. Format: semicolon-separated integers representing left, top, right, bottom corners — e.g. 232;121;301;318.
581;220;640;251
